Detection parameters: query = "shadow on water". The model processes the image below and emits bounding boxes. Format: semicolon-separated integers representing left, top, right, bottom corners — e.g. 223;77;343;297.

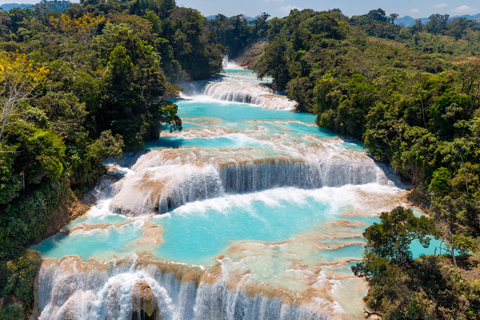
144;137;186;149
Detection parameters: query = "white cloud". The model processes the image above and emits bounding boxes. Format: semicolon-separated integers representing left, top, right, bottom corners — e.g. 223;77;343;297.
435;3;448;8
452;5;472;13
279;5;300;13
410;8;420;13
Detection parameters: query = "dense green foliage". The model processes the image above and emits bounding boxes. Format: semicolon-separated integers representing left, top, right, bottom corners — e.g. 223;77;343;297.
350;9;480;44
0;0;225;316
2;2;480;317
206;12;270;59
0;251;42;319
255;7;480;318
353;208;480;319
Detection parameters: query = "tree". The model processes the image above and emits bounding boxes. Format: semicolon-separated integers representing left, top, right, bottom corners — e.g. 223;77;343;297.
0;52;49;145
449;17;468;40
86;130;124;160
389;13;399;24
430;195;466;267
302;14;346;40
0;149;21;204
456;57;480;109
158;0;175;19
430;167;451;193
430;90;472;140
351;208;446;318
35;91;88;142
427;14;449;34
353;207;436;278
255;35;289;90
251;12;270;38
48;12;105;46
99;45;137;138
367;8;387;22
48;13;105;65
352;50;379;84
144;10;161;34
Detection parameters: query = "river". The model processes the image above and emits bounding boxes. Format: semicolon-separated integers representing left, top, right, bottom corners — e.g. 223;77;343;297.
31;62;431;319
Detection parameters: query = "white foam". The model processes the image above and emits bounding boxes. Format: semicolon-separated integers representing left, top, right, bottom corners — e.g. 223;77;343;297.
38;255;336;320
163;184;401;217
105;143;396;216
222;55;244;70
179;63;297;110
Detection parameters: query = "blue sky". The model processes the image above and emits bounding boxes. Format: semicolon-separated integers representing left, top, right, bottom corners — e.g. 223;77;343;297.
1;0;479;19
178;0;479;18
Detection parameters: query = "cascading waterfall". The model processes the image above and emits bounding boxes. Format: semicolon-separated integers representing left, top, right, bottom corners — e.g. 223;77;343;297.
222;55;238;69
180;59;297;110
105;146;394;216
37;255;335;320
181;81;298;110
32;63;411;320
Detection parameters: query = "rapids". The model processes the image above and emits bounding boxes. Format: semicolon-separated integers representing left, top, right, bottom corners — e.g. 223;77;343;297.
180;67;297;110
31;62;432;320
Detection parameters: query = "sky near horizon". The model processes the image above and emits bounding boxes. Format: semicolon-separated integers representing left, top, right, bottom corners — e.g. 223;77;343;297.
1;0;479;19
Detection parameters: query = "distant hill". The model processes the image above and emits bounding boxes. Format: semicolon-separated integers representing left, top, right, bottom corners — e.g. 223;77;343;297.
0;1;69;12
0;3;33;11
396;13;480;27
206;14;255;22
43;0;70;12
207;13;480;27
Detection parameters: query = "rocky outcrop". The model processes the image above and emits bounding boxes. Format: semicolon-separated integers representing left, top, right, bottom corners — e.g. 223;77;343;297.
132;280;160;320
45;199;92;238
239;40;268;69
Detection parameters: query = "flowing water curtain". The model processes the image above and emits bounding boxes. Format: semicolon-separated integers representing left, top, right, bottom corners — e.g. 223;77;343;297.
179;70;297;110
37;255;334;320
105;147;393;216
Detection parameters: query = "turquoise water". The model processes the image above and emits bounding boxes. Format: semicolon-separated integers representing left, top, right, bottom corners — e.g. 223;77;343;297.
150;188;375;265
32;67;439;319
32;185;440;264
172;99;317;124
32;68;437;265
223;68;256;74
146;98;366;151
147;67;365;151
33;222;142;260
144;133;269;149
32;191;440;267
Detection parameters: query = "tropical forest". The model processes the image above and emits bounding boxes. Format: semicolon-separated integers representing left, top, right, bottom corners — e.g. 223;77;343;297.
0;0;479;319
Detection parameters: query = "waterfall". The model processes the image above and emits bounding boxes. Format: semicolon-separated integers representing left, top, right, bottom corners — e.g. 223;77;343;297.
222;55;239;69
179;59;297;110
33;64;405;320
103;147;395;216
180;81;297;110
203;82;297;110
37;256;336;320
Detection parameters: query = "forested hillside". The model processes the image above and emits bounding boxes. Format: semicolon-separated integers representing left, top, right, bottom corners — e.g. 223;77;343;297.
2;2;480;318
205;12;270;59
0;1;223;317
254;8;480;319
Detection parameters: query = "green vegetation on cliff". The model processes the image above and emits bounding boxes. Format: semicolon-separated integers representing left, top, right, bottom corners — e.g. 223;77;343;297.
206;12;270;59
0;251;42;319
